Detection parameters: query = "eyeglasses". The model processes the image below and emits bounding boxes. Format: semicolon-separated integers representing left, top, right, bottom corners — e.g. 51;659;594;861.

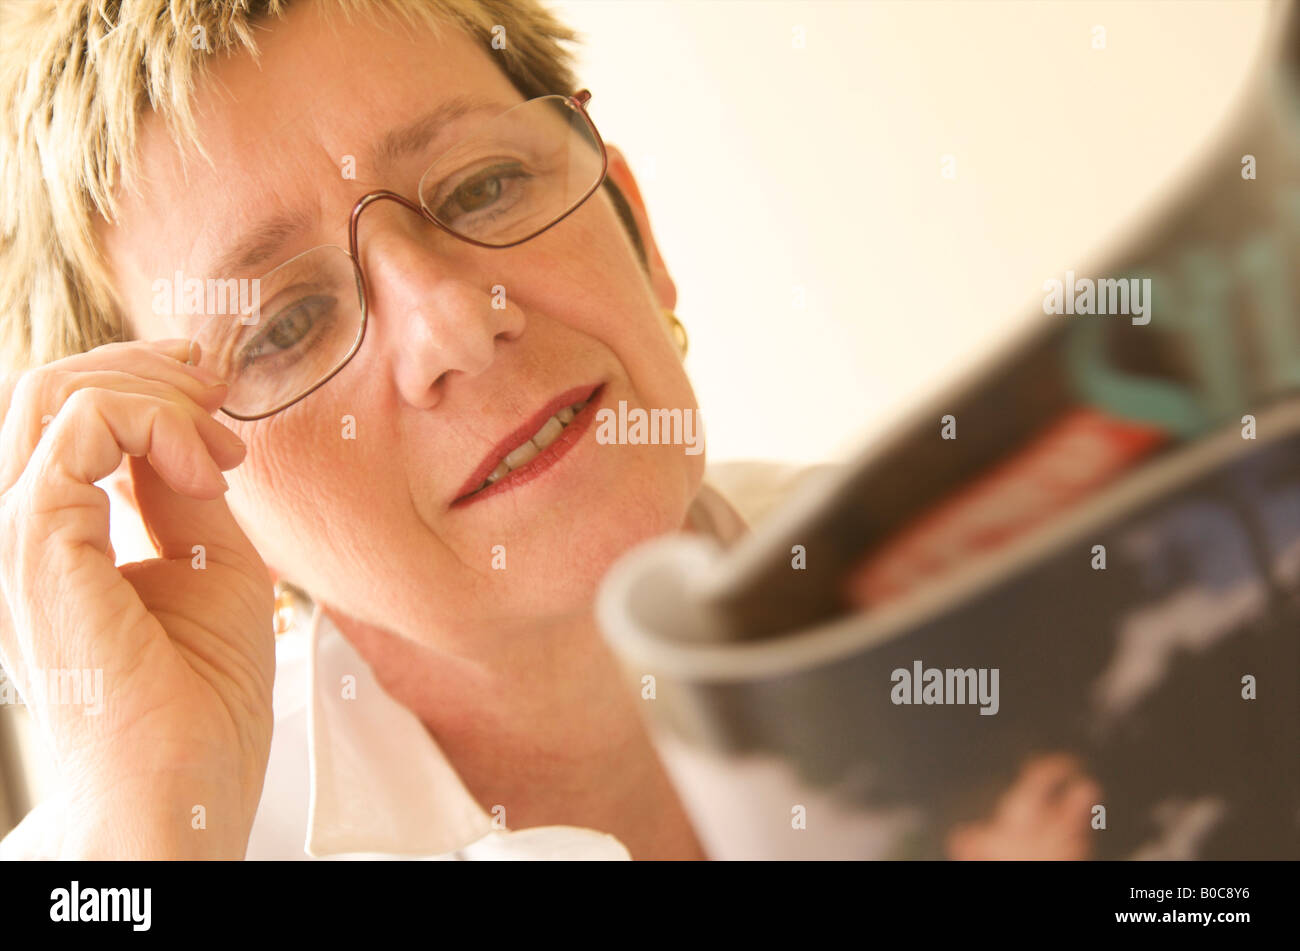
187;90;608;420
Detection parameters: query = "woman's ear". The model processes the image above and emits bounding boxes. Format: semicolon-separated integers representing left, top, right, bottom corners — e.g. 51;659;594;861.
603;144;677;313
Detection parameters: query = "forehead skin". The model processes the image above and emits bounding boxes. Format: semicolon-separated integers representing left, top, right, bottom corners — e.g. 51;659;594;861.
104;5;530;331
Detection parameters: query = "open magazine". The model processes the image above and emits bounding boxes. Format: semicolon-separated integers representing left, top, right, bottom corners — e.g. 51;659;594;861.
596;9;1300;860
602;401;1300;859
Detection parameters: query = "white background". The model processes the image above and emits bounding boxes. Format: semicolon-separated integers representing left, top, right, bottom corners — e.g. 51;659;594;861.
552;0;1278;464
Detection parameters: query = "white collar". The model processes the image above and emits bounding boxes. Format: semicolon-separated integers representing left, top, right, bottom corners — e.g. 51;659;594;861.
303;601;497;856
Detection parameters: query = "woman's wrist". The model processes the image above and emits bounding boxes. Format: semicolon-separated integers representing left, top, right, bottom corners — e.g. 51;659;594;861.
58;775;254;859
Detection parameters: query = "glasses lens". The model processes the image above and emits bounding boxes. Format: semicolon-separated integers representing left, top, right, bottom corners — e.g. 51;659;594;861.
189;245;363;418
418;95;604;246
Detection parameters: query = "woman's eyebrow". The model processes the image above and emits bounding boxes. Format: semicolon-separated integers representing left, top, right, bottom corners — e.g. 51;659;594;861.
371;94;510;167
203;96;511;279
207;209;316;280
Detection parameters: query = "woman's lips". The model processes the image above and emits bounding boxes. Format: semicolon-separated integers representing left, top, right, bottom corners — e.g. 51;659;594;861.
451;383;605;508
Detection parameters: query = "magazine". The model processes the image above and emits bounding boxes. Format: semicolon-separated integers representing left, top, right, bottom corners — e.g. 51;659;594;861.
596;15;1300;859
599;399;1300;859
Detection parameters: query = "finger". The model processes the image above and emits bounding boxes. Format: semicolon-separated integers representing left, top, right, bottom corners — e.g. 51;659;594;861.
29;388;231;509
68;337;188;366
1;385;226;694
1060;775;1103;818
128;451;263;568
137;338;193;362
999;756;1082;829
1;346;228;436
0;374;231;700
1017;753;1084;800
57;338;228;395
0;360;230;492
0;338;227;443
0;373;240;493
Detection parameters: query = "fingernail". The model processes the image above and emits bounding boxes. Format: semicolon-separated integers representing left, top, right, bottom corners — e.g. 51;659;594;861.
183;360;226;387
195;367;228;388
150;338;192;354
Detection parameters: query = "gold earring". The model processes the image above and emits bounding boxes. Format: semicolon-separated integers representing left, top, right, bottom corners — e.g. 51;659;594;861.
273;580;296;635
663;308;688;357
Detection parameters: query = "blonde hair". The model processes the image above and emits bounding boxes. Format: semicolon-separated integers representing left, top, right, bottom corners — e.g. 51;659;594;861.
0;0;585;372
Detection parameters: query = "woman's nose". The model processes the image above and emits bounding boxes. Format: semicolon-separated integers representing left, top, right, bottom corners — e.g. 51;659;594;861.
358;215;525;409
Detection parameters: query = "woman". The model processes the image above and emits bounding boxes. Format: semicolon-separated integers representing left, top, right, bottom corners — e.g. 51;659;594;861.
0;0;822;859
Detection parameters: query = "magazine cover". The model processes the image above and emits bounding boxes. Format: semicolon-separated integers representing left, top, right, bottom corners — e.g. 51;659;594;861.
598;401;1300;859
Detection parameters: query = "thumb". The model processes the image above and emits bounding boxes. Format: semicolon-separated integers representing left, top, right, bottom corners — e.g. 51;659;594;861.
128;454;261;569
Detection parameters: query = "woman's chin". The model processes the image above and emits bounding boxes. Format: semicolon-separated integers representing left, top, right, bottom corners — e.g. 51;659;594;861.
483;505;690;619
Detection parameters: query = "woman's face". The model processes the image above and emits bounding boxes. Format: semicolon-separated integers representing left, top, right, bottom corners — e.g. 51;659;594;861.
98;1;704;647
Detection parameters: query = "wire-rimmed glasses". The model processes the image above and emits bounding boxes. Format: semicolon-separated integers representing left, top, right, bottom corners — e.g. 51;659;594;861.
187;90;607;420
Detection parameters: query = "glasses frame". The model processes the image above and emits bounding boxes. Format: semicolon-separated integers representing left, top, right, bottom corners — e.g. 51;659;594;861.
214;89;608;420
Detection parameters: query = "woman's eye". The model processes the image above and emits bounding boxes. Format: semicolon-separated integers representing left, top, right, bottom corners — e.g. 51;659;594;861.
436;162;529;221
450;174;502;213
266;304;313;350
242;295;334;367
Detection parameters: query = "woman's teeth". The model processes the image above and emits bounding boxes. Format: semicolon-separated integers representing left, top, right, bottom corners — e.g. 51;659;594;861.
474;397;591;493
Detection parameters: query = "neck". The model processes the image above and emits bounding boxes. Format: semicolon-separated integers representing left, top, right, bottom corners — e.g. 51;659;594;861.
324;503;720;860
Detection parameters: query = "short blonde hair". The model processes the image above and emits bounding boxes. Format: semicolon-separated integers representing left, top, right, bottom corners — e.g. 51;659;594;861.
0;0;583;372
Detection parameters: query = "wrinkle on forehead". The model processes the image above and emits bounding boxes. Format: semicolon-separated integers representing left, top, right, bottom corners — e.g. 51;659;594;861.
101;4;524;340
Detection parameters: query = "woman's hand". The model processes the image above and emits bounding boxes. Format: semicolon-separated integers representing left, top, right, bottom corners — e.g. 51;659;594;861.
0;339;274;858
945;753;1101;861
